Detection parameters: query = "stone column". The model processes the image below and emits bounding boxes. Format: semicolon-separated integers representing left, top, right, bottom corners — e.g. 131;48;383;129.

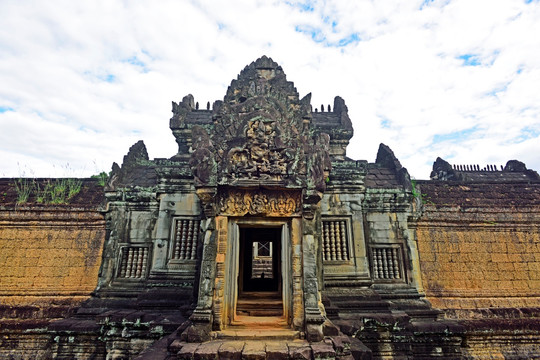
302;193;325;342
181;188;217;342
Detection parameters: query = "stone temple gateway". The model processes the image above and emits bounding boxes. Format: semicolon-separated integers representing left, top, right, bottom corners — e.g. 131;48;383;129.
99;56;452;356
1;56;540;359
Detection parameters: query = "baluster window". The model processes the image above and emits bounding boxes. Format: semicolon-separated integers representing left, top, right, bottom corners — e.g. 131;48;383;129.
322;219;350;262
118;246;149;279
171;218;200;261
370;245;403;281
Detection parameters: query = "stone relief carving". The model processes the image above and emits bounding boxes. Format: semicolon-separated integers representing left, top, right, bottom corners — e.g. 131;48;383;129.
217;189;301;216
308;133;332;193
189;126;217;187
189;56;326;189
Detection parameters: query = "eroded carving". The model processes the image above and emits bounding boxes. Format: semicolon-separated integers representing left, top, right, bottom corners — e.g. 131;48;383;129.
217;189;301;216
189;126;217;187
189;56;328;189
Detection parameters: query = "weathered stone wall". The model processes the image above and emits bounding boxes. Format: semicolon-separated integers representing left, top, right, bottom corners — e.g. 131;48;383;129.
0;179;106;358
415;181;540;313
0;207;105;307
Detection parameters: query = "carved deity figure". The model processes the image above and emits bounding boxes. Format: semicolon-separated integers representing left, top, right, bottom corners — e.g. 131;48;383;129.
308;133;332;192
189;126;217;186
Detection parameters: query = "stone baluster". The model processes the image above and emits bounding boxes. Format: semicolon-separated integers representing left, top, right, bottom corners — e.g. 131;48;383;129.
335;221;342;261
340;221;348;261
120;248;128;278
135;248;143;278
376;249;383;278
381;248;388;278
330;221;336;260
126;248;133;278
185;220;193;260
180;220;187;260
173;222;181;259
141;248;148;278
323;222;330;261
191;221;198;260
372;249;379;278
392;248;400;278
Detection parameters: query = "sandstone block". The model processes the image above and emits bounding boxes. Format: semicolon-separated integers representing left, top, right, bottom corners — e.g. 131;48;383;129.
288;342;313;359
265;341;289;360
218;341;244;360
177;343;200;359
241;341;265;360
311;342;336;359
194;340;222;360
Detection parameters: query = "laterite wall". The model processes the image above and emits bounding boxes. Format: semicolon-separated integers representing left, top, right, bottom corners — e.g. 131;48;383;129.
414;181;540;315
0;179;106;319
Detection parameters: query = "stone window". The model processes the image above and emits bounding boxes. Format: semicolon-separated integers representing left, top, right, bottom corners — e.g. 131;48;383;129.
322;219;351;262
370;244;404;281
117;246;149;279
170;218;200;261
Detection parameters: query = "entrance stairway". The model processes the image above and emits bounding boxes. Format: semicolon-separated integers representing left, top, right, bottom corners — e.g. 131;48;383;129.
236;291;283;316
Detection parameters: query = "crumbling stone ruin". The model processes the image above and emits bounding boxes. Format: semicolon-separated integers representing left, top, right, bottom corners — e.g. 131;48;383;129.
1;56;540;359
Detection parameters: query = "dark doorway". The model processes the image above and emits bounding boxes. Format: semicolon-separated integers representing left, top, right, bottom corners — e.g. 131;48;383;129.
237;227;282;316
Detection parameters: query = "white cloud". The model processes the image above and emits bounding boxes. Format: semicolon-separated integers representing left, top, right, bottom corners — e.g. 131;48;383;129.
0;0;539;179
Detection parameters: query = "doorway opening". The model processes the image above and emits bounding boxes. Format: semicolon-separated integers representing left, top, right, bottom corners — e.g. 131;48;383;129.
236;227;282;317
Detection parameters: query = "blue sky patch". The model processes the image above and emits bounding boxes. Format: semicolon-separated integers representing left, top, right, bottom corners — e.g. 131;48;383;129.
420;0;435;9
104;74;116;83
125;56;145;67
380;118;391;128
432;127;478;143
0;106;14;113
338;33;360;47
295;25;361;47
514;126;539;143
420;0;451;9
486;81;510;97
122;55;150;73
458;54;481;66
286;1;315;12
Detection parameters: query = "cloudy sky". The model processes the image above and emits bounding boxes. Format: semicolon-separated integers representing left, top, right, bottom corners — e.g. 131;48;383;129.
1;0;539;179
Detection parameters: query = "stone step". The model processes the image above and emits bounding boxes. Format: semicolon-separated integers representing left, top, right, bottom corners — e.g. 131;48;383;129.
170;336;372;359
238;291;281;299
236;292;283;316
236;300;282;310
229;315;289;329
236;309;283;316
214;328;301;340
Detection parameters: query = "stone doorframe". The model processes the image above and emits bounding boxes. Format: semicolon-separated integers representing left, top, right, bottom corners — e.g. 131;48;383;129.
223;217;301;329
185;187;328;342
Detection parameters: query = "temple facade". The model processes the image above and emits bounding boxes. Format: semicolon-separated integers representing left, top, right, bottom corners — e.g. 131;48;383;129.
1;56;539;359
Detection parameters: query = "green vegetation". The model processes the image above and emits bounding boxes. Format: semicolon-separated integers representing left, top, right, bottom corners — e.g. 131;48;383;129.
411;179;420;198
90;171;109;187
411;178;434;205
14;178;33;204
13;178;83;205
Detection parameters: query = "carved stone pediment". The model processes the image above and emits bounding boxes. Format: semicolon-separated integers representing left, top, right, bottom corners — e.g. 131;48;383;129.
189;56;331;192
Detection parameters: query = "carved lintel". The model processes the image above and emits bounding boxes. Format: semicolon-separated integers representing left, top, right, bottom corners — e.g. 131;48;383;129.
217;188;301;217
